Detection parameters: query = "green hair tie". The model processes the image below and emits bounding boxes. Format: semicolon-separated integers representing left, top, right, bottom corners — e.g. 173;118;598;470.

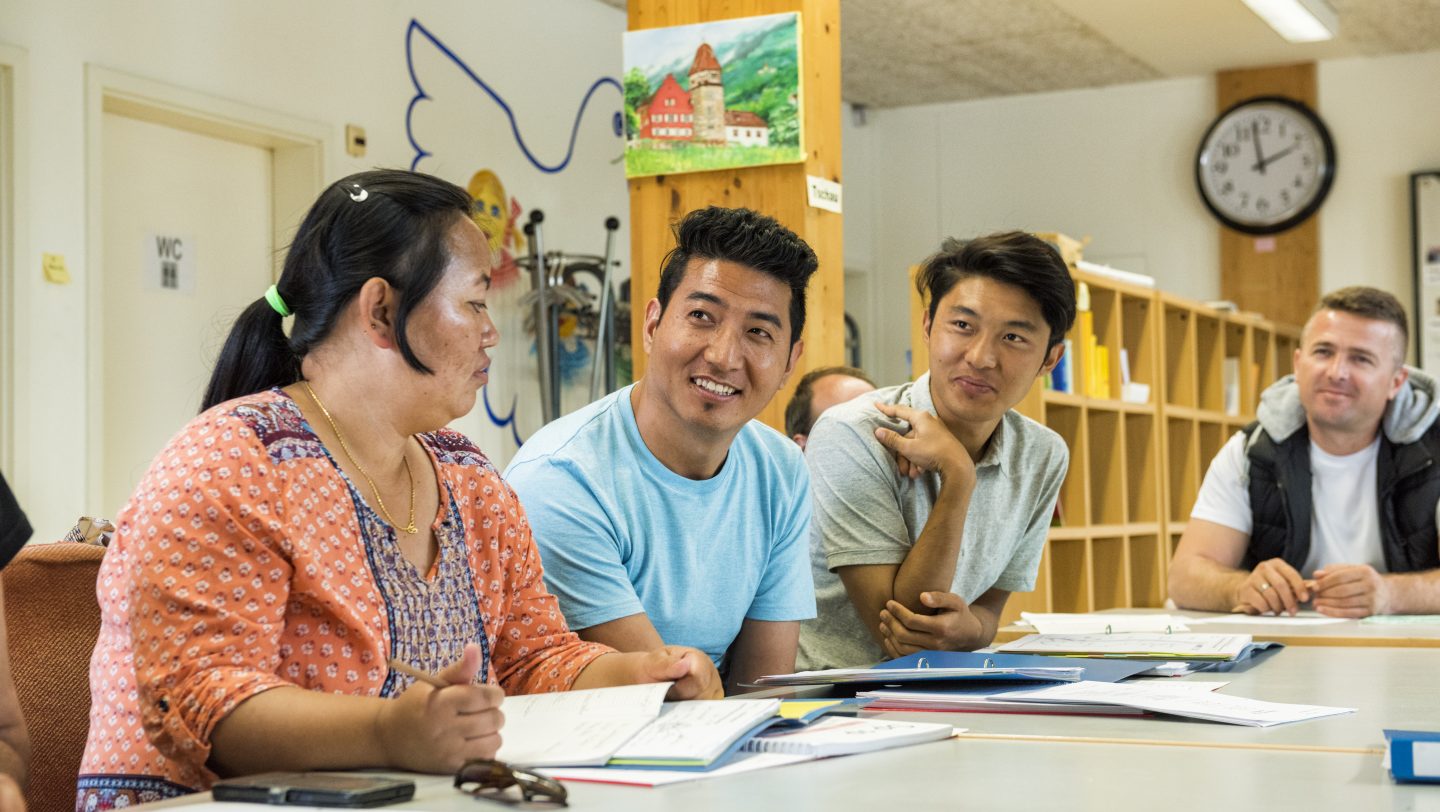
264;284;292;317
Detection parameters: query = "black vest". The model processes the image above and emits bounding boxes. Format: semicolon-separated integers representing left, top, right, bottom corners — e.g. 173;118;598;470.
1243;421;1440;573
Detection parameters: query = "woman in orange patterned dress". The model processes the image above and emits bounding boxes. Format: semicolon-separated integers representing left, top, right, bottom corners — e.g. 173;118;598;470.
76;170;720;809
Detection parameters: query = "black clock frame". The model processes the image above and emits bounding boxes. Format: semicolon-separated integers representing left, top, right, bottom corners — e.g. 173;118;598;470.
1194;95;1336;236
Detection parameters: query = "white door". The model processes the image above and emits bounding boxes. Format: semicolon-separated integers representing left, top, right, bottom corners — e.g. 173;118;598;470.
100;113;273;515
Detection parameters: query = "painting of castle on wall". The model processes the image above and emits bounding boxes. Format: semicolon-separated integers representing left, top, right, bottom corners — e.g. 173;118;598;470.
622;12;804;178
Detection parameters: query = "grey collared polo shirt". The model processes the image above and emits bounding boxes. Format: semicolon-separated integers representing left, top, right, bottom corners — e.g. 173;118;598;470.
796;372;1068;670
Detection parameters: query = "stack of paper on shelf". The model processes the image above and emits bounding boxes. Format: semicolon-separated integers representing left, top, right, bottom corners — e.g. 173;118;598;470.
1075;259;1156;288
997;681;1353;727
997;632;1279;661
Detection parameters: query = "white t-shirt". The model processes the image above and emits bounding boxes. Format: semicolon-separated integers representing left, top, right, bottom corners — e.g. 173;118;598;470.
1189;431;1388;577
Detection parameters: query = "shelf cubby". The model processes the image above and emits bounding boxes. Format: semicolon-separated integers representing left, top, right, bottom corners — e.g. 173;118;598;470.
1123;413;1159;524
1047;404;1088;527
1120;293;1157;396
1165;417;1198;524
1091;535;1129;610
1049;538;1089;613
1128;533;1165;607
1224;320;1248;419
1195;313;1225;413
1088;410;1125;526
1163;302;1197;408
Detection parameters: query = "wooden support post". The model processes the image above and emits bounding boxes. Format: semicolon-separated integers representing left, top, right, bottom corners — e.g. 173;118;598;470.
627;0;843;431
1216;62;1319;328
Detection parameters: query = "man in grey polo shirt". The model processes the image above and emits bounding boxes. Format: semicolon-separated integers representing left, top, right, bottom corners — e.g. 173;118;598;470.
798;232;1076;669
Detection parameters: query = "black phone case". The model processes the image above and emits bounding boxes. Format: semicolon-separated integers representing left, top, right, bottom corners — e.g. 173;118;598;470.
212;773;416;808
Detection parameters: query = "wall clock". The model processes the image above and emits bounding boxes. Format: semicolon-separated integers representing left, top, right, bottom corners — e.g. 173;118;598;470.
1195;95;1336;235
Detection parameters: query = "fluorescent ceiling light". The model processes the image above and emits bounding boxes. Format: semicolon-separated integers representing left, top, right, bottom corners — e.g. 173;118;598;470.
1241;0;1338;42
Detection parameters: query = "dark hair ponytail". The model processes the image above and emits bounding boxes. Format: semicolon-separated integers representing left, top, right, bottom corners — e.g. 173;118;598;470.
201;169;474;411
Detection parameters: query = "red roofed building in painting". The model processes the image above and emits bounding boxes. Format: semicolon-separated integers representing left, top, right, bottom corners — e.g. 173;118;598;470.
637;41;768;146
638;73;693;140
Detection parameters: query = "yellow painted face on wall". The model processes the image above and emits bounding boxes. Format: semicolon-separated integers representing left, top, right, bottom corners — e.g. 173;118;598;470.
467;169;509;254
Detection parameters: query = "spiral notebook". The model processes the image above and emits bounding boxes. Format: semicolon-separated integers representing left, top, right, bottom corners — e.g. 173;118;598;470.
740;717;954;757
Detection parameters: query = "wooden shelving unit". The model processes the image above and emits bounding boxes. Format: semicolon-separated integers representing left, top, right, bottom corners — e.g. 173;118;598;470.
909;265;1300;625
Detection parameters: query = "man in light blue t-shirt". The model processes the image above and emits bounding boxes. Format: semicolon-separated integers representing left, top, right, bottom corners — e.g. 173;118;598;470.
506;207;818;694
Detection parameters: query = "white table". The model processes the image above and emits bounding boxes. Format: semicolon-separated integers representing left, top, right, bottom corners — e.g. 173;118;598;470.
150;739;1439;812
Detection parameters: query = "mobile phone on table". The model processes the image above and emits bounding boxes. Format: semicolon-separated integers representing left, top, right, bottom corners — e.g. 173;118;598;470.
212;772;415;807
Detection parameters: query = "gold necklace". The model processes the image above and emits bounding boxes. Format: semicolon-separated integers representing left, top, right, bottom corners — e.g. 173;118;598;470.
302;381;419;534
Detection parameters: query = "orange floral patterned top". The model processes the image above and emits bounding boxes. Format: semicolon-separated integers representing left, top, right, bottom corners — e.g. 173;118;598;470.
77;390;609;810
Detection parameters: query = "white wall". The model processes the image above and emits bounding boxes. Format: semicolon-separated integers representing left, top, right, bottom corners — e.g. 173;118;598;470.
845;50;1440;387
1;0;629;541
1318;51;1440;300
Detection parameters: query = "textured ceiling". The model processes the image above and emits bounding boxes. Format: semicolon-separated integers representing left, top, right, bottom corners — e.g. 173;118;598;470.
600;0;1440;107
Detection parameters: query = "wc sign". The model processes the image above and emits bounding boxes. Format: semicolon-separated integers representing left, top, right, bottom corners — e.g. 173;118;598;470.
144;232;196;293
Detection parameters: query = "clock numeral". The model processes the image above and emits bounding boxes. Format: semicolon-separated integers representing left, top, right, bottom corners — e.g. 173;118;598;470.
1221;181;1235;195
1281;189;1292;206
1256;197;1271;213
1222;143;1239;158
1240;192;1250;209
1213;160;1229;175
1294;175;1304;189
1302;154;1313;168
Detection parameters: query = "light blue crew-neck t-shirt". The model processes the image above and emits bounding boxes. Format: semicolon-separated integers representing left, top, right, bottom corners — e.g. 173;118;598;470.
503;385;816;666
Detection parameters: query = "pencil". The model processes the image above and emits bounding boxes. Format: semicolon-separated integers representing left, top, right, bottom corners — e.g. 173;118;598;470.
388;658;448;688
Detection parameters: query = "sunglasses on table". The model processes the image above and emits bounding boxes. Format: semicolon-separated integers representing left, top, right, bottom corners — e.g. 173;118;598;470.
454;759;568;808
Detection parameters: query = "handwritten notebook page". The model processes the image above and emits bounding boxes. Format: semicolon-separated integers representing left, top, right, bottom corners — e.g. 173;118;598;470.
611;698;781;764
497;682;671;767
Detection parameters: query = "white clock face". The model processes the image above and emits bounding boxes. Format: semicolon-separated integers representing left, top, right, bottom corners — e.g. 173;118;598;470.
1197;98;1334;234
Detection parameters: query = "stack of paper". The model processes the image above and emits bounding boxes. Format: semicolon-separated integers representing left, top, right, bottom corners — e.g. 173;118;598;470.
1184;612;1348;626
752;664;1082;687
741;717;953;757
857;681;1227;716
997;632;1272;661
1018;612;1193;634
546;753;812;788
999;681;1353;727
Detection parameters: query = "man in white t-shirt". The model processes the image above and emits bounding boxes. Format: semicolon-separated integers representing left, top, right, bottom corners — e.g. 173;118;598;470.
1170;287;1440;618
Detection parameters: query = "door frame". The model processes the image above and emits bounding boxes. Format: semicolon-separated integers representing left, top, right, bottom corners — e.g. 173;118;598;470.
0;44;29;478
84;66;330;507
